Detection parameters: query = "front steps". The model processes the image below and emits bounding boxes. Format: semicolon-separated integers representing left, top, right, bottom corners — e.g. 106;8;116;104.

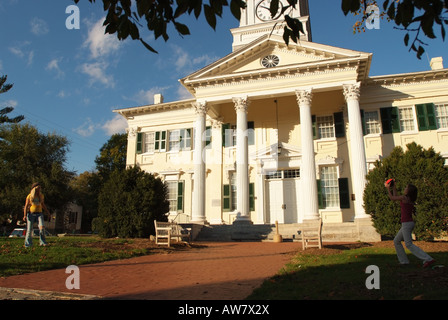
191;218;381;242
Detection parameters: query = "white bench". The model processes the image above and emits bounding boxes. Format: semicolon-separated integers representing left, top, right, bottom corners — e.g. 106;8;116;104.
298;218;323;250
154;221;191;247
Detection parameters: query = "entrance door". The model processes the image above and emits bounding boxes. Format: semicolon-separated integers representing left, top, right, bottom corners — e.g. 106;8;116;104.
265;169;300;224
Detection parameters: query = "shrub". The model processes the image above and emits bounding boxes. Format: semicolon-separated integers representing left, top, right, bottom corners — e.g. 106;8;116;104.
364;142;448;240
94;166;169;238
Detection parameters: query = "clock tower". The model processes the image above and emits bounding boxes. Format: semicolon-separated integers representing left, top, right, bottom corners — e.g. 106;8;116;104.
231;0;312;51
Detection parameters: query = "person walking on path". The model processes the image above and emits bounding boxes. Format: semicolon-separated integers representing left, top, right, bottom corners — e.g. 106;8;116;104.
23;182;49;247
385;179;435;268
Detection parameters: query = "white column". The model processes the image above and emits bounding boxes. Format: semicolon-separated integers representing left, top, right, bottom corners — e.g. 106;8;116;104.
295;89;320;221
343;83;370;219
191;101;207;223
233;97;252;224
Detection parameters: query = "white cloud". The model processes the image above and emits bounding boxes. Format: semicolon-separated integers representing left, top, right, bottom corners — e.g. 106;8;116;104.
133;87;171;105
9;42;34;66
80;61;115;88
30;17;49;36
46;58;64;78
0;99;18;108
83;18;121;59
74;118;96;137
101;114;128;135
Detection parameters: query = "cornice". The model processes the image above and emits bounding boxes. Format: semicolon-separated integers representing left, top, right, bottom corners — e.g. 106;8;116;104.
114;98;196;118
365;69;448;87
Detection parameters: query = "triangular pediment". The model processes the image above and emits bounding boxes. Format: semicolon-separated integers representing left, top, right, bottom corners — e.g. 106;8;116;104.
181;34;372;87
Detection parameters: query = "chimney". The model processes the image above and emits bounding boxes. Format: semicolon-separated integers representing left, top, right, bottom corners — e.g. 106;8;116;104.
430;57;444;70
154;93;164;104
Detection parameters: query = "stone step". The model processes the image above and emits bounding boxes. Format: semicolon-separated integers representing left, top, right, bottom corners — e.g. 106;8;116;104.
193;219;381;242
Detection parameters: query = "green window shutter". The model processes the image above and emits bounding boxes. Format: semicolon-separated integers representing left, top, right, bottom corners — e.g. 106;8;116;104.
416;103;437;131
222;123;230;147
136;132;143;154
223;184;230;211
247;121;255;145
426;103;437;130
338;178;350;209
155;131;160;150
380;107;400;134
160;131;166;151
177;181;184;212
391;107;400;133
360;109;367;135
249;183;255;211
334;112;345;138
317;179;324;209
312;115;317;139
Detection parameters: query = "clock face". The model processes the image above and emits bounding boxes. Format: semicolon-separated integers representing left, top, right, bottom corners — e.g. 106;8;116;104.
256;0;284;21
261;55;280;68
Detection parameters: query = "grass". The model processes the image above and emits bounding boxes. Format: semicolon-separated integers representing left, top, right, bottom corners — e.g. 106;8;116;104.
0;236;160;277
247;243;448;300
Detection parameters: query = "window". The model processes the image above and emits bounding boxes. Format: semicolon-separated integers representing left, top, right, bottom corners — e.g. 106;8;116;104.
399;107;415;132
144;132;155;153
168;129;191;152
317;115;335;139
223;175;255;212
319;166;340;208
166;181;184;213
154;131;167;152
205;126;212;148
265;169;300;179
222;122;255;147
435;103;448;129
363;111;381;134
312;112;344;139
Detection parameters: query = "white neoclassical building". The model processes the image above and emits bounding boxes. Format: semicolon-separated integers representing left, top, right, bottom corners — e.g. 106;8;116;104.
115;0;448;241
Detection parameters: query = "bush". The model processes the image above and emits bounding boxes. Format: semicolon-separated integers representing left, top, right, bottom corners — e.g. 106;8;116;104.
364;142;448;240
93;166;169;238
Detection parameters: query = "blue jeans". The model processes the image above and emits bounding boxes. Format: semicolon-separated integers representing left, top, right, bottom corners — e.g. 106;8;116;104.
394;221;433;264
25;212;47;247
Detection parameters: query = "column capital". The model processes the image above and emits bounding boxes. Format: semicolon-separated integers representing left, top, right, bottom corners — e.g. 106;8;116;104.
343;83;361;101
295;89;313;105
193;101;208;116
233;97;250;113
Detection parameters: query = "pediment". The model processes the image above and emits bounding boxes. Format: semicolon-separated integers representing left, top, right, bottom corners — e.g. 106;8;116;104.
181;34;372;87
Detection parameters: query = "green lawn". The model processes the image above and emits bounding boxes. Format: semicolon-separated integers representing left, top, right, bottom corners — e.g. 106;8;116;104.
0;236;161;277
247;242;448;300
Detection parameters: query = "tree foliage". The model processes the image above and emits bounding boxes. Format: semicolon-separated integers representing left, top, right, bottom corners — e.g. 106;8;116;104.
0;75;24;124
0;123;75;227
364;142;448;240
94;133;127;181
342;0;448;59
74;0;305;53
93;166;169;238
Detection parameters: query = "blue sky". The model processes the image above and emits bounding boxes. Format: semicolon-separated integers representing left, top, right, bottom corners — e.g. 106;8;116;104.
0;0;446;174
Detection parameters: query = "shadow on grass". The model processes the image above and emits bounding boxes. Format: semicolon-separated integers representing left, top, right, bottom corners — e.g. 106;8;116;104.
247;243;448;300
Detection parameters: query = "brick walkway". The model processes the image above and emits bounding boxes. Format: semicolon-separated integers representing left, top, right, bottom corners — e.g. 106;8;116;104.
0;241;300;300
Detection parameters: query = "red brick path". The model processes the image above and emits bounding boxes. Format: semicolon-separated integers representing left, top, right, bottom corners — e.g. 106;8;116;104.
0;242;300;300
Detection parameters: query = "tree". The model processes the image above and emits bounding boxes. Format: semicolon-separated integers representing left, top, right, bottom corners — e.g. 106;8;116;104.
0;123;75;230
93;166;169;238
364;142;448;240
0;75;24;124
94;133;127;181
74;0;305;53
76;0;446;58
342;0;448;59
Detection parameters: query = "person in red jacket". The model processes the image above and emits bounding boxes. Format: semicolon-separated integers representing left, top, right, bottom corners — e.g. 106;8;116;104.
385;179;435;268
